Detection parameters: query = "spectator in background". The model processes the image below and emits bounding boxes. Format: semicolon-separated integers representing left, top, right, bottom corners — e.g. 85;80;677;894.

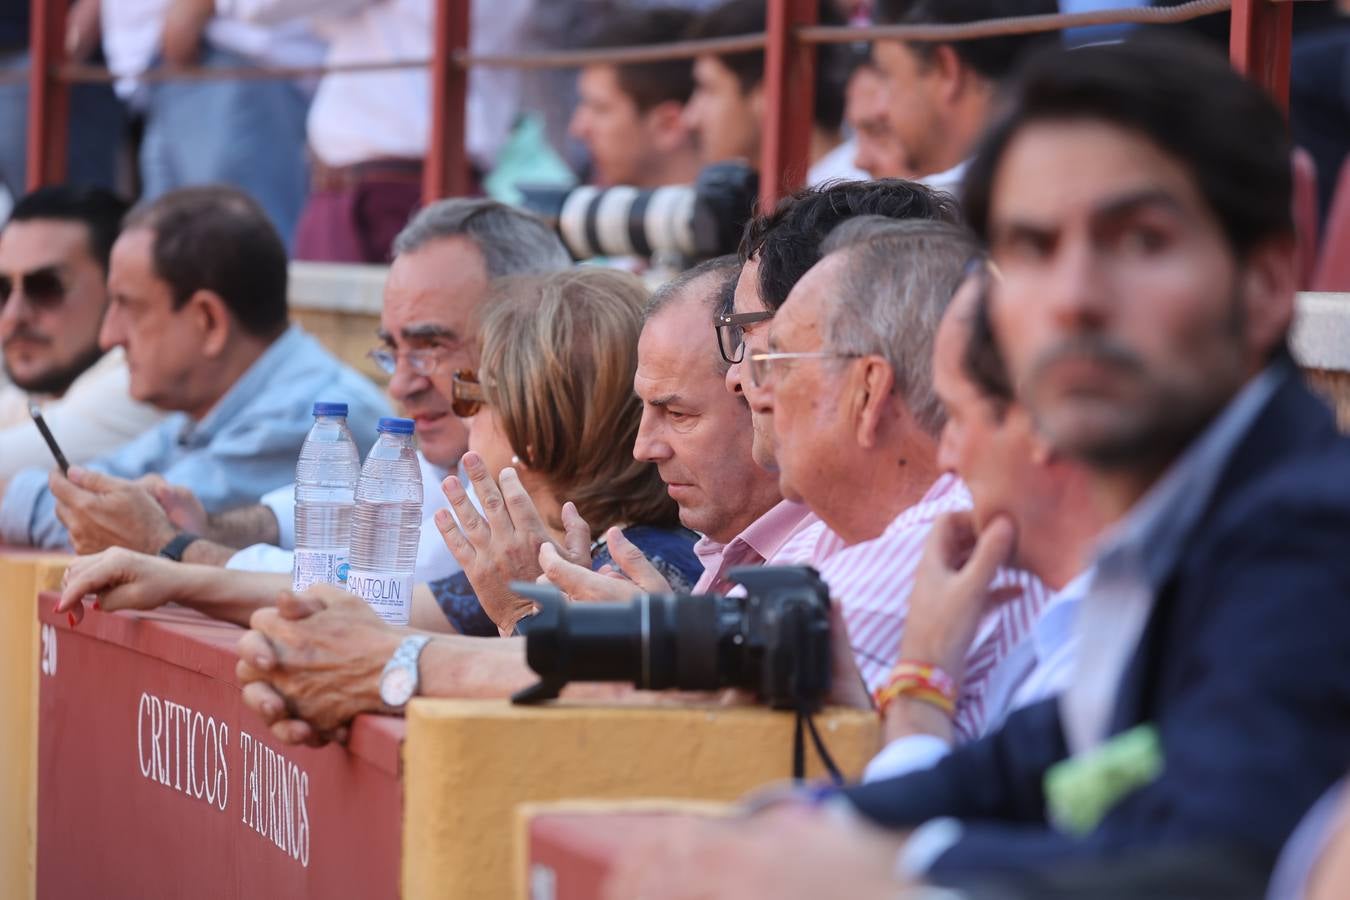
0;187;166;476
0;186;390;550
682;0;867;186
568;7;701;188
0;1;126;204
221;0;532;264
99;0;322;247
871;0;1059;192
846;62;913;179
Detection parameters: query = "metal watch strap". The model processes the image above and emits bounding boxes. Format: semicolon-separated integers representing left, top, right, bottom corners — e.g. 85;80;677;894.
382;634;432;697
157;532;200;562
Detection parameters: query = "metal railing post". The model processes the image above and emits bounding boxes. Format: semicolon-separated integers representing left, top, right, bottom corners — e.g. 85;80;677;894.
759;0;818;211
424;0;472;203
1229;0;1292;110
26;0;69;190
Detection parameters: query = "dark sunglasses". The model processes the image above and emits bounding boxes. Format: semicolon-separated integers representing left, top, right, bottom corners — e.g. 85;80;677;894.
0;267;67;311
450;368;487;418
714;310;774;365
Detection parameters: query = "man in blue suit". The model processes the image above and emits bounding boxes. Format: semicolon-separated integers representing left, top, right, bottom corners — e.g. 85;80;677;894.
604;36;1350;900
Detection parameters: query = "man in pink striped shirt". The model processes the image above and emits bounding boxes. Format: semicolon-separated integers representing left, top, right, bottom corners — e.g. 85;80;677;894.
752;218;1049;740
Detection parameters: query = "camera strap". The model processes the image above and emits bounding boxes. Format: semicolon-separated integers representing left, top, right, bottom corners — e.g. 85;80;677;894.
793;706;845;785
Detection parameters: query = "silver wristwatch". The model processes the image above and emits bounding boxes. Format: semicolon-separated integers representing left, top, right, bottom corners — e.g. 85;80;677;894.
378;635;432;710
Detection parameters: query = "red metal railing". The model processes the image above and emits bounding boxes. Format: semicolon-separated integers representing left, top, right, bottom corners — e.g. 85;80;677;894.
22;0;1296;210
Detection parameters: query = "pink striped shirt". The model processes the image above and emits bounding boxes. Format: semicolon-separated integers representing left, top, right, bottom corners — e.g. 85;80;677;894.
777;474;1051;742
692;500;822;594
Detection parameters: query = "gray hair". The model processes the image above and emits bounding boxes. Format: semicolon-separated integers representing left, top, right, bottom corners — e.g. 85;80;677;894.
391;198;571;277
643;255;741;372
824;219;979;437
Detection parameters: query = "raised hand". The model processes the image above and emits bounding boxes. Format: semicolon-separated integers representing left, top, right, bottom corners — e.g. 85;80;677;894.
434;452;588;634
896;510;1017;684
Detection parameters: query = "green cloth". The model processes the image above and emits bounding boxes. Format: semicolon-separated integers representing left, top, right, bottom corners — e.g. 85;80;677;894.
1044;723;1164;837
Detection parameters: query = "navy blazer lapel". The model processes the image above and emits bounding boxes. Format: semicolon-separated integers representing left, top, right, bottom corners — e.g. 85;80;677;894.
1104;363;1339;736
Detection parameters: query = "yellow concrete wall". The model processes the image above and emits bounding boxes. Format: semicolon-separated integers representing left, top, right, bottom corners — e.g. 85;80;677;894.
401;700;877;900
0;553;67;900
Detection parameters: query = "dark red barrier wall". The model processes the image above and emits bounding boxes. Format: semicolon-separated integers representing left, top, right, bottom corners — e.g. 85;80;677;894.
35;595;405;899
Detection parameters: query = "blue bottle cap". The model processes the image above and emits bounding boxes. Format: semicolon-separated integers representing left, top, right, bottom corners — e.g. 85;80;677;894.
377;416;415;435
312;401;349;417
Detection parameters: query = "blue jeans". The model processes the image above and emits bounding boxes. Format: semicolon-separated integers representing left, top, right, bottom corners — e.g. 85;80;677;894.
140;46;310;249
0;49;126;195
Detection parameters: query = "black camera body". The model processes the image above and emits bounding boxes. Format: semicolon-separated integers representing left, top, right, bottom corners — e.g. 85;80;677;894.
511;566;832;711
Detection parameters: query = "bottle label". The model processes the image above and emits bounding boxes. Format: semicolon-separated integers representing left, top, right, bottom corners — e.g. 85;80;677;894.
291;548;349;594
346;569;414;626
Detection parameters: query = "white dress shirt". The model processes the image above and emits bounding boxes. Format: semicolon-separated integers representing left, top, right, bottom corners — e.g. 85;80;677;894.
807;137;868;188
919;159;969;197
0;348;166;477
218;0;528;170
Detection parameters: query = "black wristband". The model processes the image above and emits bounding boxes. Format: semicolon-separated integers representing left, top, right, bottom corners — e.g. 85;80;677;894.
158;532;200;562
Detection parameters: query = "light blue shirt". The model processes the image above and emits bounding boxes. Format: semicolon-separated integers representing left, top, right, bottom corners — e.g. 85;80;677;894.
0;325;392;549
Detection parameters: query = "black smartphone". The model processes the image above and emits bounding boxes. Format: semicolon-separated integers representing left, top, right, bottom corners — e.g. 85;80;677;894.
28;400;70;475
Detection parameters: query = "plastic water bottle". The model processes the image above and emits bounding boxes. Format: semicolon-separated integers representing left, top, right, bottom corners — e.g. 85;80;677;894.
291;402;361;593
346;417;423;625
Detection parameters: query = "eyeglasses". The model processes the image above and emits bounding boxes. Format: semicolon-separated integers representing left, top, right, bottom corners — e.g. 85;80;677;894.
367;345;452;378
714;310;774;364
450;368;488;418
0;267;67;311
747;351;862;389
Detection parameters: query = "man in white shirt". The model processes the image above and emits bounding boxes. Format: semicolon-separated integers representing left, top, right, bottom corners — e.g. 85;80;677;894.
220;0;531;263
568;7;701;189
0;186;165;476
863;252;1106;782
101;0;322;247
869;0;1059;193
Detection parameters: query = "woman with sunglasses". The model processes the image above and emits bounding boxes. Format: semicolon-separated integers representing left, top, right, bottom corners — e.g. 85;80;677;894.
426;267;701;637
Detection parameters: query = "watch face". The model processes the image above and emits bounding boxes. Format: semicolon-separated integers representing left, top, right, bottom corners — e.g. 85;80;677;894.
379;667;416;708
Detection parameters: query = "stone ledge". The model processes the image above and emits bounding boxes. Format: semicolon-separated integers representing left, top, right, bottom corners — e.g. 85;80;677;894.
288;262;388;316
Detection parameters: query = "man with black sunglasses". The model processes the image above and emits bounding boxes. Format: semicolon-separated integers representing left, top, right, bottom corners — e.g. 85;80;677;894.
0;186;166;477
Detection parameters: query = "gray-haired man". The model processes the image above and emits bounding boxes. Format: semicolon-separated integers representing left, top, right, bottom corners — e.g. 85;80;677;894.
83;198;571;579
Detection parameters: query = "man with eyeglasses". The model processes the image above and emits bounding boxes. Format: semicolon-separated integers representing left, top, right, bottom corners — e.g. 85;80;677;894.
0;187;165;477
746;219;1047;739
99;198;570;583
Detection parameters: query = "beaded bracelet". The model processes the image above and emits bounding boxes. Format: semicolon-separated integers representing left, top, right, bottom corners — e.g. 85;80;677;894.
874;661;958;718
